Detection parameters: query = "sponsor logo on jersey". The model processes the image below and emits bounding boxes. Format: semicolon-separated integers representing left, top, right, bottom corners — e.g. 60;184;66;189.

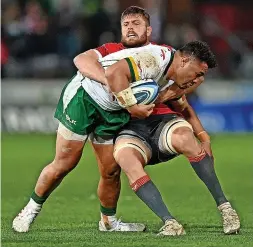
66;115;77;125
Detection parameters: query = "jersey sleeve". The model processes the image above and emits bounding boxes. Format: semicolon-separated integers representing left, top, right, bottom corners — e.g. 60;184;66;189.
124;52;161;82
94;45;109;59
94;43;124;59
124;46;173;82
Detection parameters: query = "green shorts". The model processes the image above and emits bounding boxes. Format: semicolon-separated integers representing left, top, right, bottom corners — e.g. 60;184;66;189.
54;81;130;138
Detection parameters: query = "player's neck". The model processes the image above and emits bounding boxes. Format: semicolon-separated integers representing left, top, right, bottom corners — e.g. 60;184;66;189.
165;51;177;80
121;42;150;49
166;66;174;80
141;41;150;47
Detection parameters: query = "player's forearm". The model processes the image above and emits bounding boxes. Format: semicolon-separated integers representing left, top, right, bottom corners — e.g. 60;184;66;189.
181;105;210;142
106;59;140;109
73;51;107;85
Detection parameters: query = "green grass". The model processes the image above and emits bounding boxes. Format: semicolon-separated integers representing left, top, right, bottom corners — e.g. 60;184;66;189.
1;133;253;247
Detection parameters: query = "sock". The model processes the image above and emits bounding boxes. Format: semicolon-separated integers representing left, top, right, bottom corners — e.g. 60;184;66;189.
188;150;228;206
100;204;117;216
31;191;48;205
131;175;173;223
100;205;117;229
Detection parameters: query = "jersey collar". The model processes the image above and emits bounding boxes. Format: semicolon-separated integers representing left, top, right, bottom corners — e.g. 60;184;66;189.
163;50;175;76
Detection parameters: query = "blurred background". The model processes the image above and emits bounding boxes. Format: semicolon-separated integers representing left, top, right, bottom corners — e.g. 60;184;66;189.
1;0;253;133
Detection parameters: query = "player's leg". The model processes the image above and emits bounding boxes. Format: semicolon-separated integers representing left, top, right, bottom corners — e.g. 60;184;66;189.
91;136;146;232
13;82;92;233
171;126;228;206
92;142;121;215
12;124;87;232
114;136;185;236
160;118;240;234
35;127;86;197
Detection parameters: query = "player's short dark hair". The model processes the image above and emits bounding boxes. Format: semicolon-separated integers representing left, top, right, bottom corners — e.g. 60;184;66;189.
179;41;217;68
121;6;150;25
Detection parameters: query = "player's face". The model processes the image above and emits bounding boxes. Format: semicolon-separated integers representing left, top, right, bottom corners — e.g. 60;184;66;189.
121;14;152;48
175;56;208;89
184;76;204;94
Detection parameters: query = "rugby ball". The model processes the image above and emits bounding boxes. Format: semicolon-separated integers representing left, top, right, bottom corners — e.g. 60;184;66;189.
131;79;159;105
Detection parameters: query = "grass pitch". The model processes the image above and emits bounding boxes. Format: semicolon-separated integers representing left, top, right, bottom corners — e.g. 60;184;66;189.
1;133;253;247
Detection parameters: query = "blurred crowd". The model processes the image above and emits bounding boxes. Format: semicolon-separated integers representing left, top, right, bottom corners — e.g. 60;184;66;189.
1;0;253;79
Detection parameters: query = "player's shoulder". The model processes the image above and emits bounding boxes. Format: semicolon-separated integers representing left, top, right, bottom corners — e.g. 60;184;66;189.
145;42;175;63
95;42;125;58
159;44;175;51
101;43;125;52
150;42;175;51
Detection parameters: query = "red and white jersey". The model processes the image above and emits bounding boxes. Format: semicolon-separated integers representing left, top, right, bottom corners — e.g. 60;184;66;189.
93;42;174;60
77;42;175;111
94;43;125;58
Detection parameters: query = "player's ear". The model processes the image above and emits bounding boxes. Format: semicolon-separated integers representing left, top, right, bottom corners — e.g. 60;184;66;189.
181;56;190;67
147;26;152;37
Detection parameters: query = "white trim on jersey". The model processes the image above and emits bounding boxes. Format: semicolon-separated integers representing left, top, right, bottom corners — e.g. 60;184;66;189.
93;49;103;60
63;73;82;111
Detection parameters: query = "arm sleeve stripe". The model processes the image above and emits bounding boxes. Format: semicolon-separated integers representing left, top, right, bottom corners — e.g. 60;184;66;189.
125;57;140;81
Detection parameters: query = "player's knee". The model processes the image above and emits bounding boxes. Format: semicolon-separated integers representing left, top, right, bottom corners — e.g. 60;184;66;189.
50;154;80;178
100;162;121;181
42;162;68;181
171;127;199;155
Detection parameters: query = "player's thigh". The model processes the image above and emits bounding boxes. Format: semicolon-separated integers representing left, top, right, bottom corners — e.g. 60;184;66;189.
54;82;98;169
89;133;120;176
114;137;151;169
54;123;87;171
114;137;150;183
171;127;201;156
158;118;199;155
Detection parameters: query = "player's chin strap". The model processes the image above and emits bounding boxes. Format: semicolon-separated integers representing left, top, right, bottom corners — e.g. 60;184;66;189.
113;87;137;108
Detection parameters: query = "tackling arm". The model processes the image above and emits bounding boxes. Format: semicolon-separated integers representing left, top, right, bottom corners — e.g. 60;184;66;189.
73;49;107;85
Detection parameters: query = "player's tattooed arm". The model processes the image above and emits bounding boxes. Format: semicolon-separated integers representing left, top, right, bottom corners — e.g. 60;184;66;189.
73;50;107;85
